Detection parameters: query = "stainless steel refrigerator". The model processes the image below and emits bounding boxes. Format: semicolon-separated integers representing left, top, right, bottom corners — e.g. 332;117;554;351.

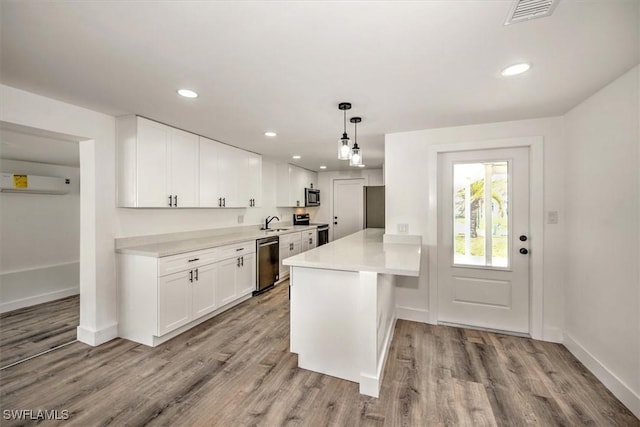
363;186;385;228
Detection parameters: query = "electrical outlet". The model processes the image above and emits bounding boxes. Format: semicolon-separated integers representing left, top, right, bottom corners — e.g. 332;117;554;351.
397;223;409;234
547;211;558;224
237;215;244;224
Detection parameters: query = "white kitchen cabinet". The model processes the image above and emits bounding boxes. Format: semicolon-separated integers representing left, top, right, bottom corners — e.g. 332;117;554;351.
301;229;317;252
200;137;262;208
158;270;192;336
276;163;318;207
278;231;302;280
117;116;199;208
217;249;256;305
236;252;256;295
191;262;218;318
118;240;256;347
243;152;262;208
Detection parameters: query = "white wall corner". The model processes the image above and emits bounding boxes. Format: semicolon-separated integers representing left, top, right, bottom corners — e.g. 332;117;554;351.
542;326;563;343
563;332;640;419
396;306;430;323
77;323;118;347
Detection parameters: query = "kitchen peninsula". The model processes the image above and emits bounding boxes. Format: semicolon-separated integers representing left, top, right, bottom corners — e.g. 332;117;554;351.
283;228;421;397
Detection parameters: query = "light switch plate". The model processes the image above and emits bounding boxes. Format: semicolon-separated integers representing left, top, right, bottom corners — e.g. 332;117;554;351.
397;223;409;234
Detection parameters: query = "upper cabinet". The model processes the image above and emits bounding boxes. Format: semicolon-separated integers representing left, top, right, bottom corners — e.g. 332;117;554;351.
199;137;262;208
276;163;317;207
117;116;261;208
117;116;199;207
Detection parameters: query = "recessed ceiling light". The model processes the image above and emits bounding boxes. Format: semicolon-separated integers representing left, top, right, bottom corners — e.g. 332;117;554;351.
501;63;531;76
177;89;198;98
292;155;301;159
264;131;277;137
319;165;327;169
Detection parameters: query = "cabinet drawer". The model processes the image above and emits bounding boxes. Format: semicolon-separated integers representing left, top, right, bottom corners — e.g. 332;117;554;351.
218;240;255;260
158;248;219;276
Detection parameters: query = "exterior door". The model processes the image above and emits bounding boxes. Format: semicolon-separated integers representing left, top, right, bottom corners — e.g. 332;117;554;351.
437;147;530;334
333;179;365;240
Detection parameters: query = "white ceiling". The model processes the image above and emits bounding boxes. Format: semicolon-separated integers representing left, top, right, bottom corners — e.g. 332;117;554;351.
0;124;80;167
1;1;638;171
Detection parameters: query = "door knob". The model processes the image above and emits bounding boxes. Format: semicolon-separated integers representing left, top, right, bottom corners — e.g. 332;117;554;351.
334;222;337;225
519;235;528;242
519;248;529;255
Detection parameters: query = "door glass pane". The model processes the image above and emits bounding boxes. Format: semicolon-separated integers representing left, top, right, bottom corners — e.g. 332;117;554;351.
453;161;509;267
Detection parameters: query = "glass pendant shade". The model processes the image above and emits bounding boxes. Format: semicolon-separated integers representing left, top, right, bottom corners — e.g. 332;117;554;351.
338;134;351;160
349;143;362;166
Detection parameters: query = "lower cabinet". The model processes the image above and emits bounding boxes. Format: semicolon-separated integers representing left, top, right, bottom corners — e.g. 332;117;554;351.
301;230;317;252
278;232;302;281
217;253;256;307
118;240;256;346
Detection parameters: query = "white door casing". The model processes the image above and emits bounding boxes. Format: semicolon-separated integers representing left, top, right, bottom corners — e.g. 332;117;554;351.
438;147;530;334
426;136;544;340
333;178;365;240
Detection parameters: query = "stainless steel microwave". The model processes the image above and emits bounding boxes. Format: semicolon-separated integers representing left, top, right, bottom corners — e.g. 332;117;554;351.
305;188;320;207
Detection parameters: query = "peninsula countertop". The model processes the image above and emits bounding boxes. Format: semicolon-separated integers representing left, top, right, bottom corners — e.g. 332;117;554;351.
283;228;421;276
116;225;318;257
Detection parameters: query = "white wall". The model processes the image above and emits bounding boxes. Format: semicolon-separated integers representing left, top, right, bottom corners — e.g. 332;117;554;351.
385;117;567;340
0;159;80;312
315;169;383;241
564;65;639;417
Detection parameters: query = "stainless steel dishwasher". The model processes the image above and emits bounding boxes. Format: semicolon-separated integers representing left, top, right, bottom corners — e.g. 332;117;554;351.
255;235;279;294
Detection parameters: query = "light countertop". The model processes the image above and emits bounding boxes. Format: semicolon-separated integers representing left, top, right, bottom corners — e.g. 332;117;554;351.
116;225;318;257
283;228;421;277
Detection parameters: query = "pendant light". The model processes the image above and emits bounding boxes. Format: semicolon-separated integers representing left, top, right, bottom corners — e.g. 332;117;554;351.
349;117;363;166
337;102;352;160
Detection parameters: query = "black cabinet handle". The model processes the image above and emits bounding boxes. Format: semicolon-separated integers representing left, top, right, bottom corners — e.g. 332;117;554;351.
236;248;244;252
189;270;193;282
223;197;226;207
240;256;244;266
188;258;200;263
237;257;241;267
174;195;177;207
168;195;173;207
218;197;222;207
194;268;198;281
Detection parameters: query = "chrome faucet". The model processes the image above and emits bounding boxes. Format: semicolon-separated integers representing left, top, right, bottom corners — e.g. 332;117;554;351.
265;215;280;230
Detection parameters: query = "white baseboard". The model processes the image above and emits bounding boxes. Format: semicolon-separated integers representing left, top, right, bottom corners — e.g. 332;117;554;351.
396;305;430;323
0;287;79;314
77;323;118;347
563;332;640;419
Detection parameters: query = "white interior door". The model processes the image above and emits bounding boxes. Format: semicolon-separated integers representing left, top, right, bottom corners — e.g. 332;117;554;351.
437;147;530;334
333;179;365;240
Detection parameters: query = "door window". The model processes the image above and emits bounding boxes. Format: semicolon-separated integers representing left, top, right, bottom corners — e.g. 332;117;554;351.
452;161;509;267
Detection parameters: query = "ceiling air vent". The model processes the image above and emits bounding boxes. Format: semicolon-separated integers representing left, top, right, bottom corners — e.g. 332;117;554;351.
505;0;560;25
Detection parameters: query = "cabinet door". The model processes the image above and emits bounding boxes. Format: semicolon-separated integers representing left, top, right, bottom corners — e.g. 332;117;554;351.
199;137;221;207
276;163;292;207
309;231;317;249
290;232;303;256
217;144;241;207
191;263;218;318
137;118;171;207
247;153;262;207
169;128;199;207
236;253;256;296
217;257;239;307
236;151;251;208
279;243;289;278
289;166;305;208
158;271;192;335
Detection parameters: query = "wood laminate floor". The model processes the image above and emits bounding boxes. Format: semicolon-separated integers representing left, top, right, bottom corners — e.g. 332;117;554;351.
0;283;637;426
0;295;79;368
